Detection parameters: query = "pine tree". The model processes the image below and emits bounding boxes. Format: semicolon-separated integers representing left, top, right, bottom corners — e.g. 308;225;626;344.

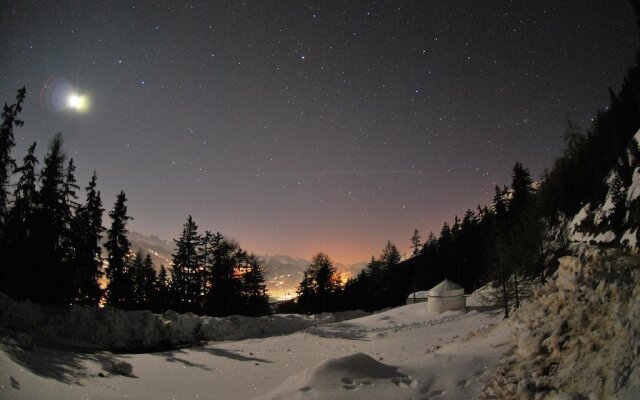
154;264;170;312
409;228;422;303
142;253;157;308
510;162;533;217
0;87;26;229
296;252;339;314
69;173;104;306
296;269;315;313
170;215;202;312
34;133;68;303
58;158;81;302
205;234;244;316
486;186;513;318
0;143;38;298
130;251;145;308
129;251;156;310
380;241;401;267
242;254;270;316
105;191;133;309
410;228;422;256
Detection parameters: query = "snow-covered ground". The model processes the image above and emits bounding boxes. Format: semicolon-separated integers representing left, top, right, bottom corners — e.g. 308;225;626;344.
0;292;509;400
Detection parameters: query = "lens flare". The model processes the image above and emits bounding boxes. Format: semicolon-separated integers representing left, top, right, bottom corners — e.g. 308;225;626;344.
39;78;90;113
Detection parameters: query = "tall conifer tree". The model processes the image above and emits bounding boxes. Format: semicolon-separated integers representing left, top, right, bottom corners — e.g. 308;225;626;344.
105;191;133;309
171;215;202;312
0;143;38;298
242;254;270;316
34;133;68;303
0;87;26;229
69;180;105;306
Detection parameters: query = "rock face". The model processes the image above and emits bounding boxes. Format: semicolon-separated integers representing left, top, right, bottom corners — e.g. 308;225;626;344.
481;252;640;399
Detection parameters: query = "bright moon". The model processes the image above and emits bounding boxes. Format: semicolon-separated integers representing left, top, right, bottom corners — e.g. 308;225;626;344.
67;93;88;112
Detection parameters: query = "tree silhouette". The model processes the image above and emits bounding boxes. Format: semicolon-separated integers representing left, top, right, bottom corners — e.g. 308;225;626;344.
0;142;38;299
242;254;270;316
69;173;105;306
105;191;133;309
0;87;26;229
171;215;203;312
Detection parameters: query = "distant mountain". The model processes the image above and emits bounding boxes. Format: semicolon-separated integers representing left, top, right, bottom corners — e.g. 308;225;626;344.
127;231;174;268
121;232;367;300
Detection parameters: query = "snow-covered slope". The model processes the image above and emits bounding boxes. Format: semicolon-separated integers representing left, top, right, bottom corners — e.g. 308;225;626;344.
481;250;640;399
0;291;509;400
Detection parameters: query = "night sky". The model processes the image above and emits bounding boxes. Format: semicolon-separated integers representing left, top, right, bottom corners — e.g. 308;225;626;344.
1;1;637;263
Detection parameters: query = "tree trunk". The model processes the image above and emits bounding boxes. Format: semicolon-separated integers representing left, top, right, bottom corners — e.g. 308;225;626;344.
502;281;509;318
514;271;520;309
539;242;546;284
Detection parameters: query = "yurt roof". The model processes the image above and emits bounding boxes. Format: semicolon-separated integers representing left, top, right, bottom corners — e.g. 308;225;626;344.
428;279;464;297
406;291;429;299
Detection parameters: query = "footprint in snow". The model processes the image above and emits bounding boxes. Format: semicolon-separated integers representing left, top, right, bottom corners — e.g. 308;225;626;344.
10;376;20;390
340;377;373;390
391;376;418;388
456;379;470;387
299;386;313;392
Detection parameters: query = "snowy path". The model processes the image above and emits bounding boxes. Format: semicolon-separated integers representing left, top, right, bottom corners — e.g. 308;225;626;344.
0;302;510;400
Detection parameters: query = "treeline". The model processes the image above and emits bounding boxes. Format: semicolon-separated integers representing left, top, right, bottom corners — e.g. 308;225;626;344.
284;162;547;316
289;15;640;316
0;88;269;317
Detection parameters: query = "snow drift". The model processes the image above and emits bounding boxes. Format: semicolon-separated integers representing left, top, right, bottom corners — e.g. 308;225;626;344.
0;293;367;351
481;250;640;399
256;352;414;399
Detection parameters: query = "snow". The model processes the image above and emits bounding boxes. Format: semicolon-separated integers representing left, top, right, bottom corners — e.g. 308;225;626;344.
428;279;464;297
567;203;616;245
593;230;616;243
406;290;428;299
481;252;640;399
3;252;637;399
0;292;367;351
594;172;617;225
621;228;638;248
627;167;640;203
567;204;589;239
0;290;508;400
633;128;640;146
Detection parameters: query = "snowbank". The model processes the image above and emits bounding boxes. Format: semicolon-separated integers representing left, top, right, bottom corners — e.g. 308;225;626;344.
481;251;640;399
256;352;414;399
0;290;504;400
0;293;367;351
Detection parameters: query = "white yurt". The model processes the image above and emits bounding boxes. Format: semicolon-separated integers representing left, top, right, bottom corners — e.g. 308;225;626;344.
426;279;466;313
406;290;429;304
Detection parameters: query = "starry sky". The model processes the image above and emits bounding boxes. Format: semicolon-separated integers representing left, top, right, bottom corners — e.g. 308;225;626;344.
1;1;637;264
